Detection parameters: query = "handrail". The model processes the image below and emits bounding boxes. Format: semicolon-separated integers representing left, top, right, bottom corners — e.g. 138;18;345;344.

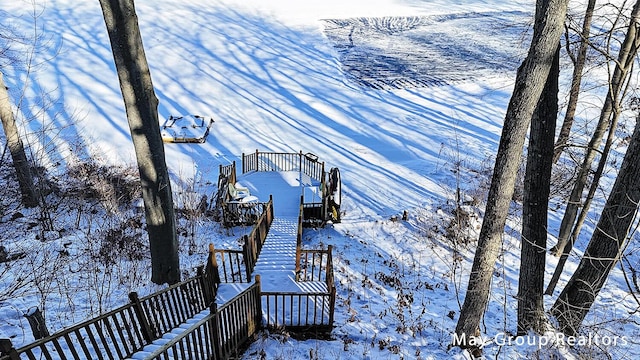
237;150;333;226
261;290;334;328
296;195;304;275
213;196;274;282
241;150;324;183
134;311;216;360
0;273;214;360
131;276;262;360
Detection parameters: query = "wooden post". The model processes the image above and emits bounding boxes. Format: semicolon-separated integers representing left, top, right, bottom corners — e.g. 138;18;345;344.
0;338;19;360
268;195;274;227
255;149;259;172
242;236;252;281
299;150;303;174
329;286;336;328
24;307;49;340
231;160;236;184
327;245;334;288
296;196;303;279
207;243;221;287
208;243;218;268
129;292;155;342
249;275;262;335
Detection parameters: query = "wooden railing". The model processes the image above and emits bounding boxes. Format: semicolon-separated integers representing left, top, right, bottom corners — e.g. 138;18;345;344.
211;247;247;283
0;299;149;360
238;150;336;226
135;311;218;360
125;276;262;360
291;246;335;330
242;196;274;277
222;200;268;227
137;273;215;339
293;196;336;330
242;150;324;183
219;162;237;186
212;197;274;283
213;162;237;222
261;290;335;329
301;152;324;184
0;266;219;360
213;277;262;359
242;150;301;173
297;247;334;285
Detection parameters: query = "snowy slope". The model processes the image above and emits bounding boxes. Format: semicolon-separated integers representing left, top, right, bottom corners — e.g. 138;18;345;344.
2;0;639;359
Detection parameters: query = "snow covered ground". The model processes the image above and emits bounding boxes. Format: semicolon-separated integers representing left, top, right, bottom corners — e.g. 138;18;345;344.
2;0;640;358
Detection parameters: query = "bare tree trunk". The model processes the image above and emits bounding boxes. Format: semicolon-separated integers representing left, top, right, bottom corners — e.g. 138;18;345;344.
24;307;49;340
517;46;559;335
551;0;640;257
454;0;568;350
553;0;596;163
0;72;38;208
545;69;631;294
551;114;640;335
98;0;180;285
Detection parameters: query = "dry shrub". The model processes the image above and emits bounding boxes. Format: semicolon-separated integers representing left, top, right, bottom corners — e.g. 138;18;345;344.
66;161;140;213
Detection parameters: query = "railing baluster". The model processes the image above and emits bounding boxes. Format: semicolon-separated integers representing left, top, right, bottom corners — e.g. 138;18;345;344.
62;333;80;359
50;337;66;360
102;317;123;360
74;328;92;359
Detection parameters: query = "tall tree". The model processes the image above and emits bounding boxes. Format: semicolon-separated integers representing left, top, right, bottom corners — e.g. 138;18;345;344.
545;68;632;295
517;46;559;335
551;0;640;258
551;115;640;335
98;0;180;284
0;72;38;208
553;0;596;163
454;0;569;349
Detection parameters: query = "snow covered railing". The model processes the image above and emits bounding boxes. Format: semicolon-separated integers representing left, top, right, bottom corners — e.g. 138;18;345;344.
212;162;237;222
211;196;274;282
241;150;325;184
134;270;216;339
291;197;337;331
242;196;274;276
219;162;237;186
222;199;269;227
0;298;150;360
297;246;334;285
234;150;340;226
261;289;335;330
0;270;218;360
210;245;247;283
129;277;262;360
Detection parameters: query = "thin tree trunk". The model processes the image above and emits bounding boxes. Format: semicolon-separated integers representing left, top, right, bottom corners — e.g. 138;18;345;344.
0;72;38;208
553;0;596;163
545;65;632;295
517;46;559;335
551;115;640;335
98;0;180;284
551;0;640;257
454;0;568;350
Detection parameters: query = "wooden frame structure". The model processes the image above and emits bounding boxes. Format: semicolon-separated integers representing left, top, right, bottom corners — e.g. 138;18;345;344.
241;150;341;226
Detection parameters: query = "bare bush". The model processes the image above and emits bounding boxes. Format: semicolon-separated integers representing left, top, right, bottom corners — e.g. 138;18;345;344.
66;160;141;213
